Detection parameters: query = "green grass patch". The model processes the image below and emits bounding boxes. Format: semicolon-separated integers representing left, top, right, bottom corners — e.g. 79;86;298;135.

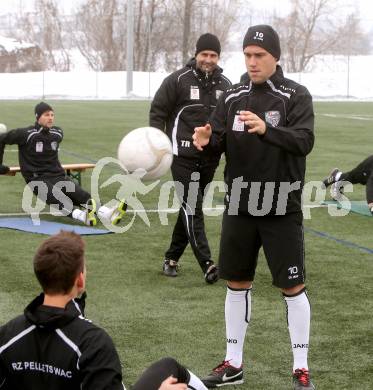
0;100;373;388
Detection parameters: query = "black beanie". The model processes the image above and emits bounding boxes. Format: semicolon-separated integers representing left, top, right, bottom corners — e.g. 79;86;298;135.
242;25;281;60
195;33;221;56
35;102;53;120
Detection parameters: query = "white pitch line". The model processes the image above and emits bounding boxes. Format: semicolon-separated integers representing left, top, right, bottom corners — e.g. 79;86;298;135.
320;113;373;121
0;204;327;217
0;212;53;217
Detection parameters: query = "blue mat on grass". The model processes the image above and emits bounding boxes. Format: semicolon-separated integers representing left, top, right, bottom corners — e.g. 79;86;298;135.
0;217;112;235
321;200;371;217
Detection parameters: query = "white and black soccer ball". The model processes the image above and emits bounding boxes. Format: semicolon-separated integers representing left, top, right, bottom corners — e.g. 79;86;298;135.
0;123;7;134
117;127;173;180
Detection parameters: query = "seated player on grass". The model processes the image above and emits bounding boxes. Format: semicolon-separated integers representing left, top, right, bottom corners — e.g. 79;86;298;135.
323;155;373;213
0;231;208;390
0;102;125;226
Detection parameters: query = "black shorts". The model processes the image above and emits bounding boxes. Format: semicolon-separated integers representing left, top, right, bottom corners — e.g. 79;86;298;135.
219;211;305;288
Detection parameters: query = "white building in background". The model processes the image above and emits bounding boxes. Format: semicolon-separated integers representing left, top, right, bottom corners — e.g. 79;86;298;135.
0;35;43;72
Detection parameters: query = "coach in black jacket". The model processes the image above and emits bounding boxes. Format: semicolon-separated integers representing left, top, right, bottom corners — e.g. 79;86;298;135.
193;26;315;389
149;33;231;283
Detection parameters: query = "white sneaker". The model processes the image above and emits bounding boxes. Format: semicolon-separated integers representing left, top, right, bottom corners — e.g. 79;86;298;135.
84;199;97;226
330;181;344;201
109;200;127;225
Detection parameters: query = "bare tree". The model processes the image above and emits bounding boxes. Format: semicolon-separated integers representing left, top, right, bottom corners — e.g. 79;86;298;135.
140;0;157;71
134;0;144;70
34;0;241;73
182;0;195;65
73;0;126;71
273;0;369;72
333;13;371;56
15;0;71;71
133;0;162;71
157;0;242;71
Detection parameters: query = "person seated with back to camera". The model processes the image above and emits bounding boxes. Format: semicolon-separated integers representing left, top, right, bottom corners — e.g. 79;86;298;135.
0;230;209;390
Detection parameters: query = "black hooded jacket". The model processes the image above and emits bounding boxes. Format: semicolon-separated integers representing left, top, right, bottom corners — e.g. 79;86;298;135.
149;58;231;162
0;123;65;182
0;294;124;390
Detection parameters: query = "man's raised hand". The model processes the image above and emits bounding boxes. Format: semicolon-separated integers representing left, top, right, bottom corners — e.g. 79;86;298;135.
193;123;212;151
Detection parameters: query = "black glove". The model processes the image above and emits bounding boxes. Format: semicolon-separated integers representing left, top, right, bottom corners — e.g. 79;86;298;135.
0;164;9;175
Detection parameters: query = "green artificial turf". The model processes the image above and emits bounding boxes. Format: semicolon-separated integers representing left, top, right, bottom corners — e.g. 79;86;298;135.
0;100;372;389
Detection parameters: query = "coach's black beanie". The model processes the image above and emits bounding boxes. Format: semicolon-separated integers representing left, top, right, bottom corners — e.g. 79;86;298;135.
35;102;53;120
242;25;281;60
195;33;221;56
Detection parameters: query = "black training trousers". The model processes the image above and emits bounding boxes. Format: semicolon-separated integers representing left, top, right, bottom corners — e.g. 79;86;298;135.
340;155;373;203
27;174;91;215
132;358;190;390
165;156;218;273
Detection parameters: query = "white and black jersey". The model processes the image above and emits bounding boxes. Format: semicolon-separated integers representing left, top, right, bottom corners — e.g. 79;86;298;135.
0;123;65;181
149;58;231;162
208;65;315;215
0;294;125;390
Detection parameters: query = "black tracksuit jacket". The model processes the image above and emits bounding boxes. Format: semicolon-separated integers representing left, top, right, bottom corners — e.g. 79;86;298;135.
0;123;65;182
0;294;124;390
208;65;314;215
149;58;231;164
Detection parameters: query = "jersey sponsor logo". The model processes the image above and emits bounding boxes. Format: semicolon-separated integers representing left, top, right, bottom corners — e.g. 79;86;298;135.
265;111;281;127
51;141;58;151
232;114;244;132
216;89;223;99
35;141;43;152
11;361;73;378
190;86;200;100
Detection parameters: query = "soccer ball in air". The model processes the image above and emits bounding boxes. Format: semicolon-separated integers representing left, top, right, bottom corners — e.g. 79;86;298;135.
0;123;7;134
117;127;173;180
